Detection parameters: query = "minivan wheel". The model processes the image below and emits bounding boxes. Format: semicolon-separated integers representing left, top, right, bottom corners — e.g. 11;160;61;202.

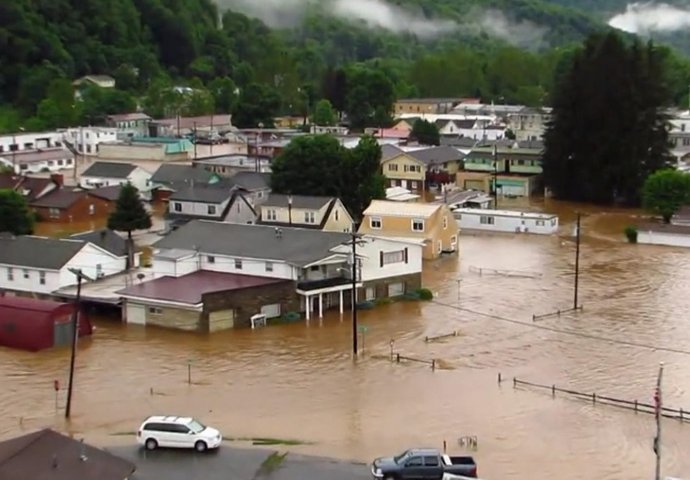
145;438;158;450
194;441;208;452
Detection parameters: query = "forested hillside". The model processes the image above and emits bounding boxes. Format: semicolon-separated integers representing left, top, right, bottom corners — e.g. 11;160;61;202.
1;0;690;133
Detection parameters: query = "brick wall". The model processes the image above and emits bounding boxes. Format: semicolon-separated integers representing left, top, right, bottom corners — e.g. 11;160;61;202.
202;280;300;329
361;272;422;300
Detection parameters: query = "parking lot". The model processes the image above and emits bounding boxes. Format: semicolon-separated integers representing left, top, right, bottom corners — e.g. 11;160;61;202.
107;444;372;480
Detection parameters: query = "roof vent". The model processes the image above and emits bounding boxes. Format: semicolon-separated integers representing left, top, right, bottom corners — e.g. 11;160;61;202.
275;227;282;239
79;439;88;462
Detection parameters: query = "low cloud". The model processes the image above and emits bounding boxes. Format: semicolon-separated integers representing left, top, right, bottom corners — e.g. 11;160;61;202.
609;2;690;34
477;9;550;49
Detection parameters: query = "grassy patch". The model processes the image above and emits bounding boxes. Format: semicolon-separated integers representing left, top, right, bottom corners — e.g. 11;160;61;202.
225;437;312;446
258;451;288;475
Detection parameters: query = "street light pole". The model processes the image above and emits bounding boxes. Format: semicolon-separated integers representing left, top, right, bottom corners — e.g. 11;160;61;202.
654;362;664;480
574;212;581;310
65;268;87;419
193;121;197;161
288;194;293;225
493;144;499;209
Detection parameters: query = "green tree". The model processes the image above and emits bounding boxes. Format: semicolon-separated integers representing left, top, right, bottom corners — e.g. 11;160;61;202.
0;189;34;235
35;78;81;129
342;135;386;219
345;66;395;129
107;183;151;268
232;83;281;128
642;169;690;223
543;33;673;204
312;99;337;126
410;119;440;146
209;77;238;113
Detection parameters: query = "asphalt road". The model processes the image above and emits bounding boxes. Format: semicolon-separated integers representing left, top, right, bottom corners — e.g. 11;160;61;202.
106;444;372;480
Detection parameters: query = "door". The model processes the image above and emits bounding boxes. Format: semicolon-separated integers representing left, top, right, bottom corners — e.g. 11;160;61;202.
209;309;234;331
423;456;443;480
127;303;146;325
401;179;408;188
365;287;375;301
53;321;73;348
402;456;425;480
388;282;404;297
169;424;192;448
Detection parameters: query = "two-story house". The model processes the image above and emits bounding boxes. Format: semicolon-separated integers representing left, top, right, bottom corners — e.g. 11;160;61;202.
0;233;130;297
457;141;543;197
166;184;236;228
257;194;354;232
358;200;458;260
506;107;552;141
80;161;152;192
117;220;423;331
405;146;465;187
0;148;75;174
106;113;152;136
380;145;427;193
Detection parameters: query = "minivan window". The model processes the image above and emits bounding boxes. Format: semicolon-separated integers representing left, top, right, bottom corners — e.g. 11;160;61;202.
144;423;171;432
424;456;439;466
171;424;190;434
187;419;205;433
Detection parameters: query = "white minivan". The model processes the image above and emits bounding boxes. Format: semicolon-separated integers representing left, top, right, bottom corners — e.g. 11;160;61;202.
137;415;223;452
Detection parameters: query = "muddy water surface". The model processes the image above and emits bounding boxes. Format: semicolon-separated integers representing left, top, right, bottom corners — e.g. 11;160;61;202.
3;201;690;479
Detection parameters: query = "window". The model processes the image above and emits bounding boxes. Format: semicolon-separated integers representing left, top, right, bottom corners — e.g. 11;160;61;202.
265;262;274;272
208;205;216;215
39;272;46;285
266;209;276;220
438;240;442;253
424;456;440;467
23;269;29;279
370;217;382;229
7;268;13;281
406;457;423;467
443;215;448;229
66;158;72;165
304;211;315;223
382;250;405;265
411;219;424;232
234;259;243;269
88;204;95;215
334;209;339;221
49;208;60;219
207;255;215;263
173;202;182;212
410;181;418;189
536;220;545;226
148;307;163;315
57;159;64;166
480;215;495;225
387;163;398;171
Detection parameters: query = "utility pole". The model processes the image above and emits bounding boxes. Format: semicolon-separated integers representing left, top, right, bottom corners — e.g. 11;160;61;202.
351;227;358;356
574;212;581;310
65;268;88;419
193;121;198;161
654;362;664;480
287;194;293;225
493;144;499;209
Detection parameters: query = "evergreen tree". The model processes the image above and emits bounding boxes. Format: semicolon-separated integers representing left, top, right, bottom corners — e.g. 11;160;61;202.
107;183;151;268
0;189;34;235
410;119;440;146
543;33;673;204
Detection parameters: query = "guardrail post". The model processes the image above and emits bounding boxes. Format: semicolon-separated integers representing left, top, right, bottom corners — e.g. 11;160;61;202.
513;377;516;388
431;359;436;371
680;408;684;421
498;372;502;384
634;400;638;412
552;384;556;397
396;353;400;363
592;393;596;404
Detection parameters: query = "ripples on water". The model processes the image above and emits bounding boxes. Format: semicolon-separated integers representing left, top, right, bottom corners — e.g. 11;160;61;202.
2;210;690;479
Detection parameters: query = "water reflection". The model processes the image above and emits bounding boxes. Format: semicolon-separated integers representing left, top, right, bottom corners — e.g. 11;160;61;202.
2;202;690;479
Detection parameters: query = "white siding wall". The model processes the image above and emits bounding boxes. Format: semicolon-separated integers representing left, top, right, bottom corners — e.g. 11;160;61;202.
357;238;423;282
128;168;153;192
200;253;296;279
59;244;126;285
0;265;61;294
638;231;690;248
169;198;230;218
224;197;257;224
0;132;63;152
153;255;199;277
456;211;558;235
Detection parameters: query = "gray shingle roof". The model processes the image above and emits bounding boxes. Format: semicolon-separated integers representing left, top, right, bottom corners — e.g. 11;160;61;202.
70;229;127;257
228;171;271;191
81;161;137;179
151;164;215;185
153;220;350;266
380;144;405;161
441;137;479;148
169;185;234;203
262;193;332;209
0;236;85;269
408;146;464;165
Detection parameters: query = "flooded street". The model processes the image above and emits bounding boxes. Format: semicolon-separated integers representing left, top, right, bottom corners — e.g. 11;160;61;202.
3;201;690;479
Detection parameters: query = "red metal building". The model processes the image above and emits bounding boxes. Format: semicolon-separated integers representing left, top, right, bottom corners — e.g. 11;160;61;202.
0;296;93;352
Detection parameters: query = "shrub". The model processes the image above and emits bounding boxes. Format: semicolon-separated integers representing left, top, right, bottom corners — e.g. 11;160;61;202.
416;288;434;300
624;225;638;244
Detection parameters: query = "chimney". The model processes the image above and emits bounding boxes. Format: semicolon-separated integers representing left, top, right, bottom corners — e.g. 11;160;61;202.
50;173;64;187
99;229;107;240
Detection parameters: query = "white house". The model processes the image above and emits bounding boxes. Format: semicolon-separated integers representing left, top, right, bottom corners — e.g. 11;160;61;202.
0;131;64;154
0;148;75;174
62;127;119;156
148;220;424;320
257;194;354;232
453;208;559;235
167;184;236;228
80;161;152;192
0;232;132;296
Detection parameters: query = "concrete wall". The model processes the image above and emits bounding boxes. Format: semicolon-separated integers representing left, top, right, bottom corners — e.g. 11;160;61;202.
638;230;690;248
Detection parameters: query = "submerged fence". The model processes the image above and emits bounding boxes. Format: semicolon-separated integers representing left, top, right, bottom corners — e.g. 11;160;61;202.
392;352;437;371
532;305;584;321
468;265;542;279
499;374;690;422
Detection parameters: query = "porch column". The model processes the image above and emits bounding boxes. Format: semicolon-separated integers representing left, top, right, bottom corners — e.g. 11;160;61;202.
305;294;311;321
339;290;344;314
318;293;323;318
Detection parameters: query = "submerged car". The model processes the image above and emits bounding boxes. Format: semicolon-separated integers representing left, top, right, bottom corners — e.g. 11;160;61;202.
137;415;222;452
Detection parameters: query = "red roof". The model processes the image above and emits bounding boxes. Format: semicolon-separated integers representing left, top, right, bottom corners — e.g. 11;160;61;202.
117;270;289;305
0;296;71;312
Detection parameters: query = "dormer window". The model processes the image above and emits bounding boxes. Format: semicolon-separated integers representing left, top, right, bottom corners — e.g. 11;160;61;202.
304;211;315;224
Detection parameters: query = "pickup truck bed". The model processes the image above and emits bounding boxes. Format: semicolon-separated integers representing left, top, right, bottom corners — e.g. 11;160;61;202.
372;448;477;479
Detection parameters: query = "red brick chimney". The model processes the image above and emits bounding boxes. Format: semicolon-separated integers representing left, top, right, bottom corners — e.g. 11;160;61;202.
50;173;64;187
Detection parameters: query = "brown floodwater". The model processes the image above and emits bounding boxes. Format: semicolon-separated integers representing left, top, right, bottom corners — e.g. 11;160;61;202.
3;199;690;479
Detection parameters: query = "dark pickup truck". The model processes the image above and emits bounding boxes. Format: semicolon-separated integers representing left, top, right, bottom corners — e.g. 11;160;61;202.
371;448;477;480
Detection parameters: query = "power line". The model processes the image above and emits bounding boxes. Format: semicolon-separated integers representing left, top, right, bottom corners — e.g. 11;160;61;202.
431;299;690;357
